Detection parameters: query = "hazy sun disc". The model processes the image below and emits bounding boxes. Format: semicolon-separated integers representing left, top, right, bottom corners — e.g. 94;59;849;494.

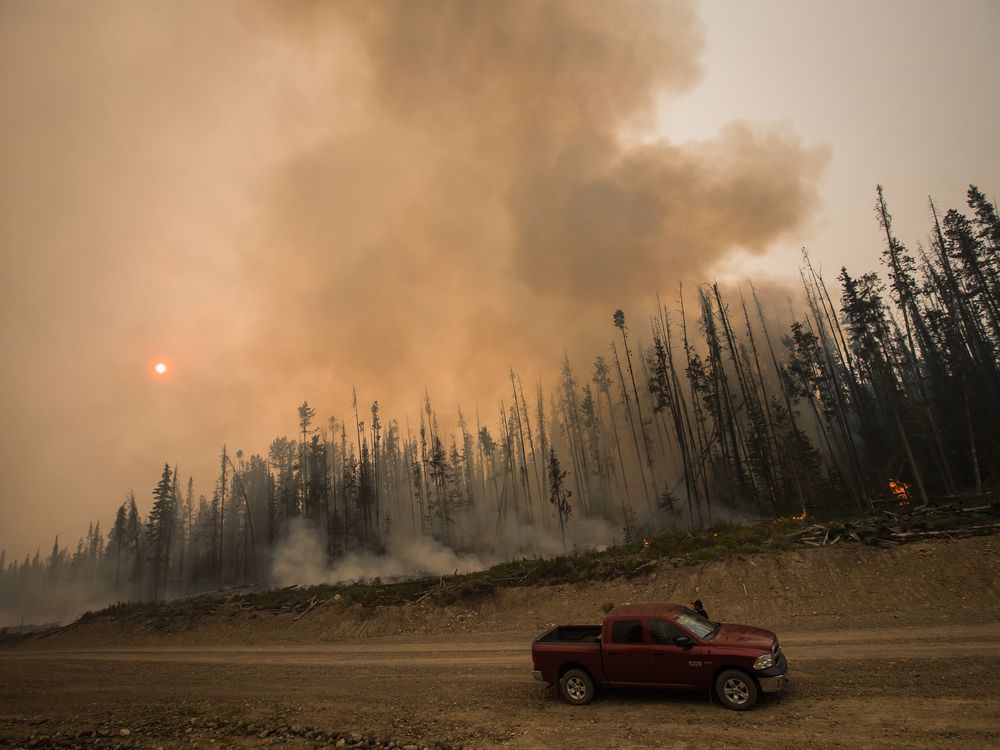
154;362;167;375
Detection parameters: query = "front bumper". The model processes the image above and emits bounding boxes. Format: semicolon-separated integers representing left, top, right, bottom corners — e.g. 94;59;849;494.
757;672;787;693
756;651;788;693
531;669;546;682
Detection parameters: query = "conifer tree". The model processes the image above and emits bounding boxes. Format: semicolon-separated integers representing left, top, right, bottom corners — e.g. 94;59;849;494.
110;502;128;594
547;448;572;551
147;463;175;600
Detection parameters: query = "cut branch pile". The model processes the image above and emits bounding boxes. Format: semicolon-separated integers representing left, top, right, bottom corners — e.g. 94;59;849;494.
785;503;1000;547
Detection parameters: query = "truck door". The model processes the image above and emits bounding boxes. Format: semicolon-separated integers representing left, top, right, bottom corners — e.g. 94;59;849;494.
603;619;653;685
648;619;705;688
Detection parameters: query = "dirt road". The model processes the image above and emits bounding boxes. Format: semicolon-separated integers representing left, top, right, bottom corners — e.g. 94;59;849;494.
3;537;999;748
3;622;999;749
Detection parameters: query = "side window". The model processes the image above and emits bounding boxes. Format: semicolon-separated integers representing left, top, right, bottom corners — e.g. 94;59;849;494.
649;620;687;645
610;619;644;644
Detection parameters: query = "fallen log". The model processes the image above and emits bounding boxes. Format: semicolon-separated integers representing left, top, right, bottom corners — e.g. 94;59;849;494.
888;523;1000;542
292;596;319;622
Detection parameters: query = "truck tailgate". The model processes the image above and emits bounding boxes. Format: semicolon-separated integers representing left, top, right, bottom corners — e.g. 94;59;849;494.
531;641;605;685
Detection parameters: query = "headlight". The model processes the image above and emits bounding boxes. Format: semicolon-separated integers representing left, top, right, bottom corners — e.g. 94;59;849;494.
754;653;774;670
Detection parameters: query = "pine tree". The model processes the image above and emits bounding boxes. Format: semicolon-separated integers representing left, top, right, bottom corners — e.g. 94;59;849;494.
125;492;143;594
110;502;128;594
547;448;572;551
147;463;175;600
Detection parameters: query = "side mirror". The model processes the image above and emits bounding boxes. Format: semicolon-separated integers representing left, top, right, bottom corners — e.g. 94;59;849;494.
674;636;694;648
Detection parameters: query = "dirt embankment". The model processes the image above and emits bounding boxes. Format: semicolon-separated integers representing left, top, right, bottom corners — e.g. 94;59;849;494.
18;534;999;649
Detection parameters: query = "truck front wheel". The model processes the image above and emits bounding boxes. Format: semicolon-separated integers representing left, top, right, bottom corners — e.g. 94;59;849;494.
715;669;759;711
559;668;595;706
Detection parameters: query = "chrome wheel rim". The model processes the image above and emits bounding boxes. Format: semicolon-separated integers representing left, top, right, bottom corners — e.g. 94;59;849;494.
724;677;750;705
565;676;587;701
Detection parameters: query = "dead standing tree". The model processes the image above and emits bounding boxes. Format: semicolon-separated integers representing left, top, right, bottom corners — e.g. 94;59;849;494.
613;310;659;510
593;355;635;539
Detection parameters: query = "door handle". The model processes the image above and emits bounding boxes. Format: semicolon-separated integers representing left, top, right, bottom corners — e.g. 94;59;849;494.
607;650;620;656
652;651;666;656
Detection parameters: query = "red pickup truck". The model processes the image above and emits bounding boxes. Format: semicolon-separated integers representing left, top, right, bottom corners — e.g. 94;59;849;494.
531;603;787;710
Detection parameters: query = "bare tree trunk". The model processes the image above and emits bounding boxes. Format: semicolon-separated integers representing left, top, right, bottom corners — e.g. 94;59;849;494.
679;286;714;524
615;315;659;507
218;445;227;589
536;384;549;531
963;381;982;495
517;375;545;504
739;287;793;514
510;371;535;523
611;341;653;514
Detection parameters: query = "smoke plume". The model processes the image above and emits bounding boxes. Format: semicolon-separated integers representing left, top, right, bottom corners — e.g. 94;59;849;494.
270;515;620;589
0;0;824;561
248;0;826;406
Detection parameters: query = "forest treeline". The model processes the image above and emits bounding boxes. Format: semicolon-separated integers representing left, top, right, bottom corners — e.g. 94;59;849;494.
3;185;998;624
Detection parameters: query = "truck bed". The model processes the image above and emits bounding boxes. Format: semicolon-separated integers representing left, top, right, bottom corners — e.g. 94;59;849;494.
534;625;602;644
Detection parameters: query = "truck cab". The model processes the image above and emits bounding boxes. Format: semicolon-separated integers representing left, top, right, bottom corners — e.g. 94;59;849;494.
531;603;787;710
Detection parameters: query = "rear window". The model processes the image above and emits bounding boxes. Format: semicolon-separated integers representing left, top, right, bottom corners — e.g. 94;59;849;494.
610;619;643;644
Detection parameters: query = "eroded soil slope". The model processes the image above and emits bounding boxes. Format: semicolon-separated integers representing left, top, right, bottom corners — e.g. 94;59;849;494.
25;534;1000;648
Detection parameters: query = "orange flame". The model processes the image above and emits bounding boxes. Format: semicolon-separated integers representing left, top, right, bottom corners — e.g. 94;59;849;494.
642;538;651;548
888;479;911;506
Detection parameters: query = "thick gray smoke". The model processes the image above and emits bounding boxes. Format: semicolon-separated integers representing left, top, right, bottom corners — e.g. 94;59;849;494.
270;516;620;588
0;0;824;566
272;520;488;587
248;0;826;408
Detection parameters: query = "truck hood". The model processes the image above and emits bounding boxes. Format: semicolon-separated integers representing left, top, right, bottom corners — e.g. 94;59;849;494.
709;623;775;651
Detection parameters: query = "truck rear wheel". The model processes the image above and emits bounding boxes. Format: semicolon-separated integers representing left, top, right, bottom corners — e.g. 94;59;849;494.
715;669;759;711
559;668;595;706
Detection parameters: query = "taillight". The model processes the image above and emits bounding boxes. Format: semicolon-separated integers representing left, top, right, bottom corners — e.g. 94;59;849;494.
531;651;538;669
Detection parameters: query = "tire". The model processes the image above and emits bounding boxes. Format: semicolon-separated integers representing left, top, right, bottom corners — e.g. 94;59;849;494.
559;668;595;706
715;669;759;711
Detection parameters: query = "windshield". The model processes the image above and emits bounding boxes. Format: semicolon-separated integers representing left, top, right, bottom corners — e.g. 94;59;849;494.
676;610;720;640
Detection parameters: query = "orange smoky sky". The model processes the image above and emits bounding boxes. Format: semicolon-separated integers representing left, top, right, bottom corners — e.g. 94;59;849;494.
0;0;826;560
